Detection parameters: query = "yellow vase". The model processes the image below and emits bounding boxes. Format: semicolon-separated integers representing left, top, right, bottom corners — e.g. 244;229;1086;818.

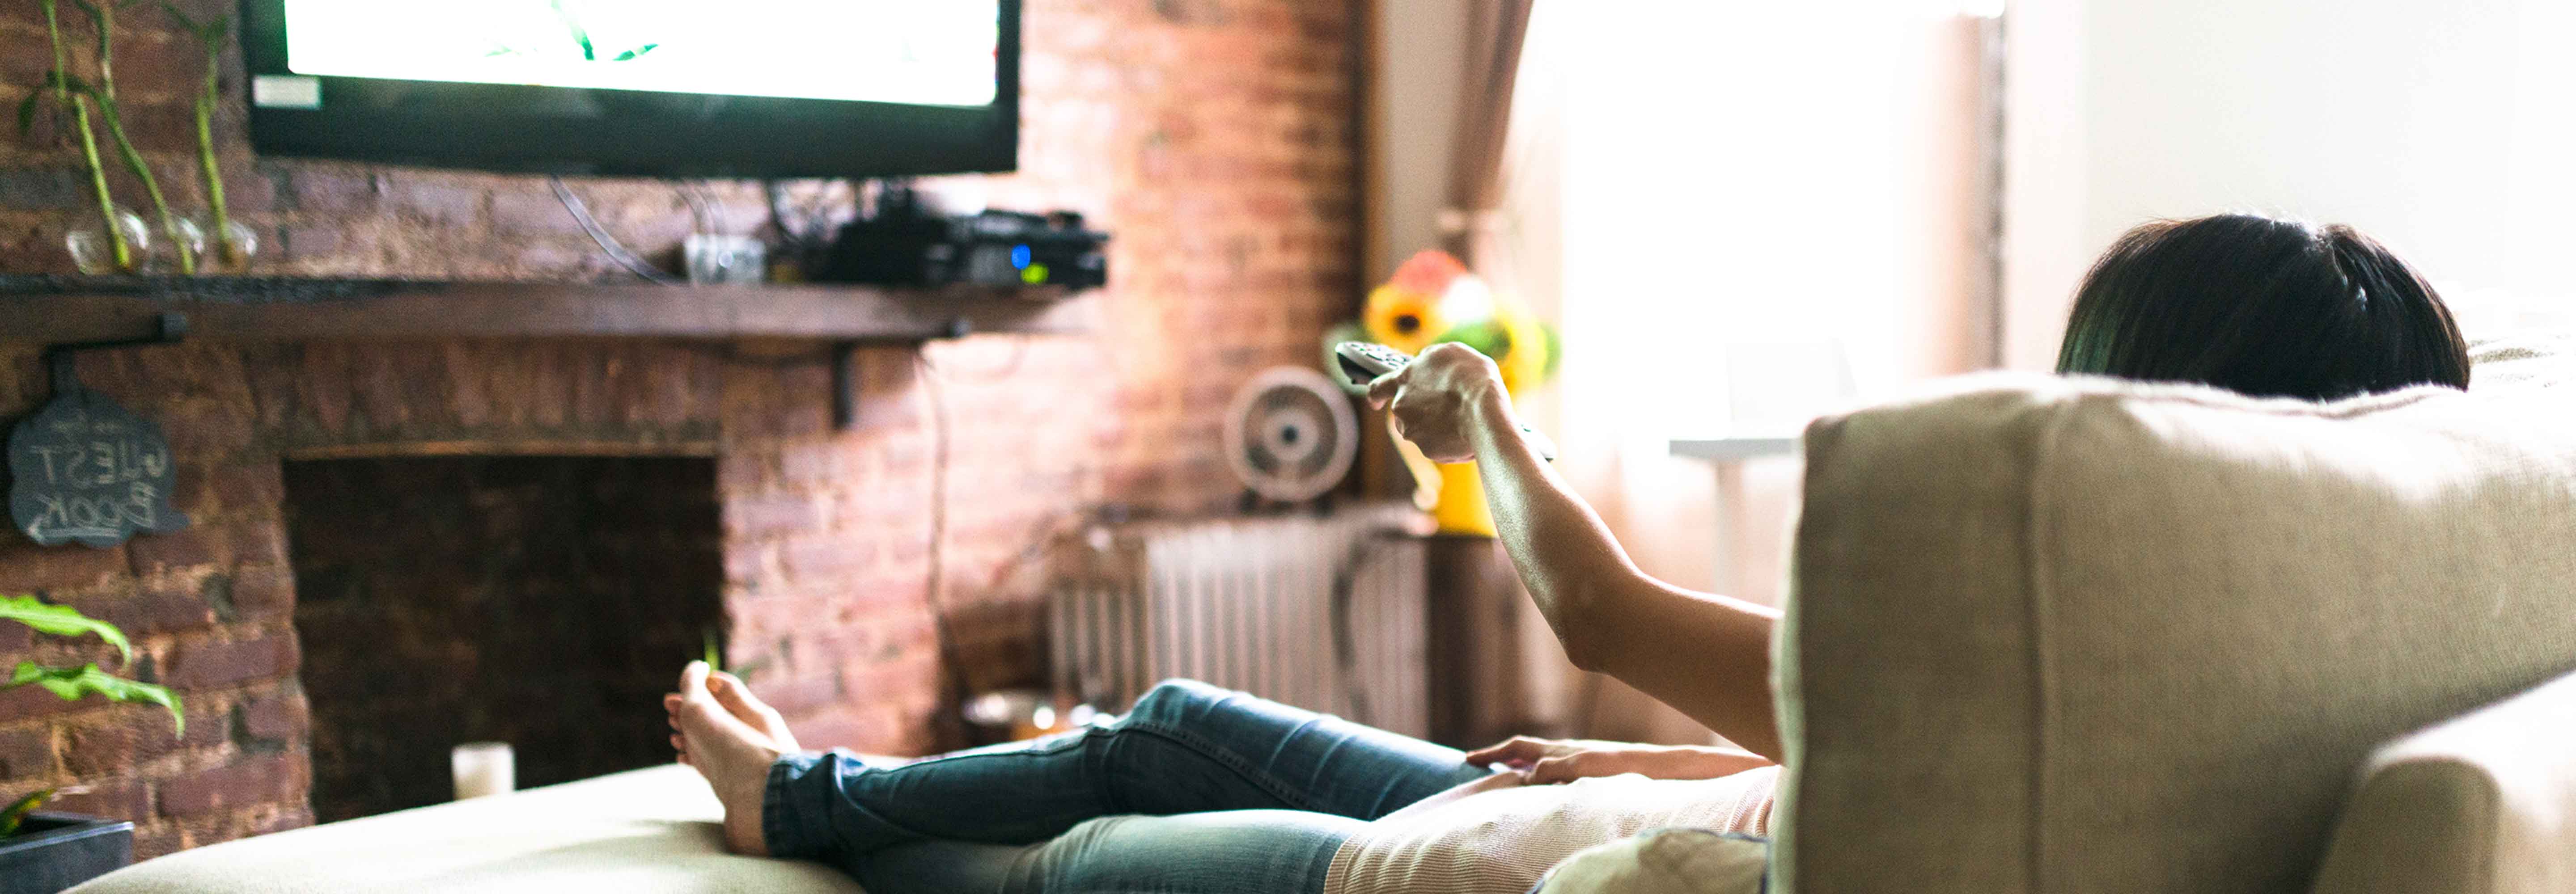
1430;461;1496;536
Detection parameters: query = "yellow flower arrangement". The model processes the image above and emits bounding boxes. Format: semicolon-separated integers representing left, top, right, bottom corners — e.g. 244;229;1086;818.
1329;249;1563;536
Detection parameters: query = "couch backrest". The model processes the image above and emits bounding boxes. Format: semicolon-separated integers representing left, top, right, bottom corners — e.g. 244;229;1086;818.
1773;335;2576;894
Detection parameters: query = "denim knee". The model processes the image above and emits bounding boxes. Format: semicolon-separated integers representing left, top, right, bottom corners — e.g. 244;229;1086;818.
1129;678;1232;724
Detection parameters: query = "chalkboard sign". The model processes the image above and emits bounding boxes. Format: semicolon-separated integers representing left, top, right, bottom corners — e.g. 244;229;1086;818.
8;390;189;548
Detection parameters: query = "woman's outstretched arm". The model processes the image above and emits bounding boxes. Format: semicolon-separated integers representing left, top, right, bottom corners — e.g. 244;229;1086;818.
1371;344;1784;761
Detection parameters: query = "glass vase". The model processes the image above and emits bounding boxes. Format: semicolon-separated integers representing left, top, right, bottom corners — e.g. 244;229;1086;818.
189;215;259;272
64;206;151;275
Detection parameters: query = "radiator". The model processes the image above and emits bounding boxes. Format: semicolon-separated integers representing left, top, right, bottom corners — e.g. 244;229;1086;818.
1048;504;1432;738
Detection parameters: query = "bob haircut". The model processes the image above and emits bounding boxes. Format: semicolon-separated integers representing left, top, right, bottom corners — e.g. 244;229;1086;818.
2055;215;2470;401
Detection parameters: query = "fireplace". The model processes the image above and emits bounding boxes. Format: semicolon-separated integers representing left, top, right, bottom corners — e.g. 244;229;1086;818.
282;455;724;822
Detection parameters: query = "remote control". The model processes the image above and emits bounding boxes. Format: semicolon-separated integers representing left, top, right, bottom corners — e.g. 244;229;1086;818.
1334;342;1559;461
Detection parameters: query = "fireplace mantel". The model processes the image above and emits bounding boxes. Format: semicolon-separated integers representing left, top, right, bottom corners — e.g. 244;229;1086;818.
0;276;1097;344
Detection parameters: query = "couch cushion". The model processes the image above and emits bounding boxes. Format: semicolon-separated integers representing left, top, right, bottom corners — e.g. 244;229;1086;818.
2309;666;2576;894
68;765;862;894
1536;829;1767;894
2469;332;2575;394
1776;341;2576;894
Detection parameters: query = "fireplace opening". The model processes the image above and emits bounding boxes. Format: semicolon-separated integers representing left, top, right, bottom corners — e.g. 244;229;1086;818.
282;455;724;822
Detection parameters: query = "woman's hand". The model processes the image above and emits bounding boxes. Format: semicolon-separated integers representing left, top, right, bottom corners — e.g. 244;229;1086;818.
1367;342;1510;463
1468;736;1775;784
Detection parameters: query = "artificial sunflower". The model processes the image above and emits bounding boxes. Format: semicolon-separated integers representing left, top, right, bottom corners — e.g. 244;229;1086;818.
1364;283;1446;356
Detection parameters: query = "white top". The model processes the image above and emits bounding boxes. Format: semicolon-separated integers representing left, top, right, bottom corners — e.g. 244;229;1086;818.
1322;767;1780;894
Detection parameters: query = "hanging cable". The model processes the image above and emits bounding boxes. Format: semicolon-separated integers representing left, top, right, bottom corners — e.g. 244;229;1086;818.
671;178;713;236
549;175;681;283
916;354;979;745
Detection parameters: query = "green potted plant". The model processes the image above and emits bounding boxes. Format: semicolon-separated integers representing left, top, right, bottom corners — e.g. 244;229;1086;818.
0;595;183;894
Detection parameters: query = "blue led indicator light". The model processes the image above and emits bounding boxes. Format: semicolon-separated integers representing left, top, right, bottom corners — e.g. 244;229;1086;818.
1011;245;1032;269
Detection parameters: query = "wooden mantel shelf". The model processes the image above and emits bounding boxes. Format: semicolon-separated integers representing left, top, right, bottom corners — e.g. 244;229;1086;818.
0;275;1098;344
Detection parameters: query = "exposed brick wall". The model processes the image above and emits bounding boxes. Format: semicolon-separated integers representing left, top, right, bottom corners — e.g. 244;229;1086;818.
0;0;1358;858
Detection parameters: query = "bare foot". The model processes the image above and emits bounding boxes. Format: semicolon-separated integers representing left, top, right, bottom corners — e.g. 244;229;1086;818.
710;670;800;752
667;661;782;856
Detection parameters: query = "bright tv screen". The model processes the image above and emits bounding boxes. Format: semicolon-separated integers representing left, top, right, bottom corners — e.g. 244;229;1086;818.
242;0;1021;177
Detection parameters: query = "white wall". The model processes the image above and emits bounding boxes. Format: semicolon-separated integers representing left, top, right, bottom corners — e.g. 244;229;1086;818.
2003;0;2576;368
1367;0;1469;284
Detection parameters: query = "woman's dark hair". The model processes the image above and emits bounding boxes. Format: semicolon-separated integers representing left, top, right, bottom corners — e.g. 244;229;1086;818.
2055;214;2470;401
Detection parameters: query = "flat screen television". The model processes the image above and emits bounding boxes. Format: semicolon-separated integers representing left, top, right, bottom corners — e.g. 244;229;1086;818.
239;0;1020;177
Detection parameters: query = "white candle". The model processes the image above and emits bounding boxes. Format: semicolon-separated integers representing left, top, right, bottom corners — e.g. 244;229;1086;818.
452;742;516;801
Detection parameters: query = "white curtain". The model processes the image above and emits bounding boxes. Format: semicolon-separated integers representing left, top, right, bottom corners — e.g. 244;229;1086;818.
1487;0;1999;741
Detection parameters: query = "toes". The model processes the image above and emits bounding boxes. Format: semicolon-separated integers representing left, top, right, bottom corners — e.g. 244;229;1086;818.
708;672;768;723
713;671;758;703
678;660;712;701
672;733;686;751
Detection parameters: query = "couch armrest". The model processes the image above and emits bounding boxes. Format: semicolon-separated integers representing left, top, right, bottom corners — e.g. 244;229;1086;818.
2310;666;2576;894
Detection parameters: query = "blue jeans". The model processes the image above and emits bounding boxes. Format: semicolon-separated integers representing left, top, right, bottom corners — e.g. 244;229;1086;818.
763;679;1491;894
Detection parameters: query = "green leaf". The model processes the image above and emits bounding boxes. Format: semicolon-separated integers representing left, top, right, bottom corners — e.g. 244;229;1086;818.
8;663;183;736
17;90;42;137
1;788;59;838
612;43;660;62
155;0;199;33
0;595;130;662
42;71;97;96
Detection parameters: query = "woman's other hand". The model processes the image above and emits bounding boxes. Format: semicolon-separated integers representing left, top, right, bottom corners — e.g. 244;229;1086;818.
1465;735;1594;769
1367;342;1509;463
1469;736;1775;784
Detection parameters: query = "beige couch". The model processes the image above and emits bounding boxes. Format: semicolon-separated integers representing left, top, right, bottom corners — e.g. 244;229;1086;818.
68;764;860;894
1770;333;2576;894
80;336;2574;894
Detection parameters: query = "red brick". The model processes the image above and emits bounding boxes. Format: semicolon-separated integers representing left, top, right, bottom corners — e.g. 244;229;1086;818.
227;565;294;621
158;753;301;818
158;398;258;456
488;191;587;234
251;805;315;835
278;169;381;215
46;777;149;822
131;822;185;860
724;493;818;540
61;709;192;776
228;523;288;567
782;537;878;580
278;222;348;260
0;615;30;652
236;689;305;743
0;727;55;780
162;632;297;690
0;678;112;725
208;463;285;516
390;180;483;227
0;541;131;591
126;526;229;575
63;580;217;637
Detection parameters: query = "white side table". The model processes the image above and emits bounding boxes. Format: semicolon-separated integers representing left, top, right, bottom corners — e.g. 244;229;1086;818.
1669;437;1802;597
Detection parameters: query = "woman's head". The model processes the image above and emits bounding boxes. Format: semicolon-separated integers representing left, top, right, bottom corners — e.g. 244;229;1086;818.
2055;214;2470;401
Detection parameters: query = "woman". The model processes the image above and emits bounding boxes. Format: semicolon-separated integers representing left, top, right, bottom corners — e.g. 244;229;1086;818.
666;214;2471;894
